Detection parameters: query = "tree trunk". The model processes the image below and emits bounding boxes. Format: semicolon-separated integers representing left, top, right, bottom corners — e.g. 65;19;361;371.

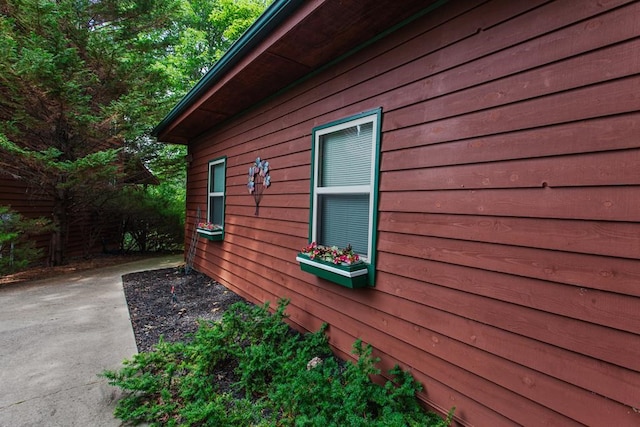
50;192;68;266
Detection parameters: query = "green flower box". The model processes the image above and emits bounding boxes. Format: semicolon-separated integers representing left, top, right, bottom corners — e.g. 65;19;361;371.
197;229;224;241
296;253;368;289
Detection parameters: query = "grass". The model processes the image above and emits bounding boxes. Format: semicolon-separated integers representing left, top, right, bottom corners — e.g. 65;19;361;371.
102;299;454;426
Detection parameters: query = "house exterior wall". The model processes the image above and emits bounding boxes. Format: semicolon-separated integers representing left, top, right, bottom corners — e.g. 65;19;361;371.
186;1;640;425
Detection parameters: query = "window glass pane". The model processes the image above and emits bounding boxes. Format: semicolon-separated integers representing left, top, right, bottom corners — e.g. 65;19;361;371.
318;194;369;257
209;196;223;225
210;163;225;193
320;122;372;187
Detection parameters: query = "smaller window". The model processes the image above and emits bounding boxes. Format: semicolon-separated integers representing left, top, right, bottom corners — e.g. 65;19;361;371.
207;157;226;228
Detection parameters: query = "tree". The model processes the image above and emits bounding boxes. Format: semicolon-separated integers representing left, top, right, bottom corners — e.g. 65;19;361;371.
0;205;53;274
0;0;271;265
158;0;273;94
0;0;185;264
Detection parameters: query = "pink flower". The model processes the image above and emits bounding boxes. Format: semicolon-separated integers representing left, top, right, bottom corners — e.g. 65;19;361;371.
300;242;362;265
198;222;221;231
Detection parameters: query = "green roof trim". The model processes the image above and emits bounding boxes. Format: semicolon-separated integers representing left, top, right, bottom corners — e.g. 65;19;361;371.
151;0;304;138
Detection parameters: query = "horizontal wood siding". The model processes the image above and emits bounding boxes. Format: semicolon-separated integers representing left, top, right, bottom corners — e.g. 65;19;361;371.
186;1;640;425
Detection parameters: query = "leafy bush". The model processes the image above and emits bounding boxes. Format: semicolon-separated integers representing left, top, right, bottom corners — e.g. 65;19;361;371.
0;205;53;274
100;185;185;253
103;300;453;426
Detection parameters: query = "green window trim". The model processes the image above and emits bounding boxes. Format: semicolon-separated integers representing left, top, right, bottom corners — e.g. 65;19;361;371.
307;108;382;287
203;156;227;241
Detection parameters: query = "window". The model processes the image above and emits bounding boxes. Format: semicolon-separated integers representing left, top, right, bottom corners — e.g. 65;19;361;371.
207;157;226;228
309;109;382;286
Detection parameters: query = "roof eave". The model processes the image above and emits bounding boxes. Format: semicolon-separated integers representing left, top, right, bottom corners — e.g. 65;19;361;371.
151;0;304;141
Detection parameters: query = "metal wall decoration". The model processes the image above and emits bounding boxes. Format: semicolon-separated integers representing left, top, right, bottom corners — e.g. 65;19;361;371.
248;157;271;215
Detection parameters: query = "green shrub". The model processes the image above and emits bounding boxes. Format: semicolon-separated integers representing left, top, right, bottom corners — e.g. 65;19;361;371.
0;205;53;274
103;299;453;426
103;186;185;253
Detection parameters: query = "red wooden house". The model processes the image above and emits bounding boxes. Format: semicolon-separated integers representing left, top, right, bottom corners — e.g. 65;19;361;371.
153;1;640;425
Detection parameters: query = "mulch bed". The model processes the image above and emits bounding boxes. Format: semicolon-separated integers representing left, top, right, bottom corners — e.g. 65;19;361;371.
122;267;247;352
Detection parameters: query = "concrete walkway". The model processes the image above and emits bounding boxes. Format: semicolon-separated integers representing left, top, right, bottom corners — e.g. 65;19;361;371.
0;254;182;427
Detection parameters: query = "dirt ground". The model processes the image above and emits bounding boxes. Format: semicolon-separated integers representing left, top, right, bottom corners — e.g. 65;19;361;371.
122;267;247;352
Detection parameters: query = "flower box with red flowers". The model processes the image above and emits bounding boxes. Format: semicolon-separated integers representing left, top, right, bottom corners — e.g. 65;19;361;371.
196;222;224;241
296;242;368;289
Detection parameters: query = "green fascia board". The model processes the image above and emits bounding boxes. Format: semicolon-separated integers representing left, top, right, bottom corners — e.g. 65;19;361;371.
151;0;305;138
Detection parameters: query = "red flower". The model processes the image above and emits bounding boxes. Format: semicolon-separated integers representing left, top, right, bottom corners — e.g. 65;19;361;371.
301;242;362;265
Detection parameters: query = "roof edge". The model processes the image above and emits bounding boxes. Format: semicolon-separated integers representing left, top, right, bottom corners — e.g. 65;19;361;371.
152;0;305;140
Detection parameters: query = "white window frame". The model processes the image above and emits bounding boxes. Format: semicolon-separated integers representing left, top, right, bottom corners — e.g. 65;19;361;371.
309;108;382;286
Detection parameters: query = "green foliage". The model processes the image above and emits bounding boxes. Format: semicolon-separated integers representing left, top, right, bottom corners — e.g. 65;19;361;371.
0;0;271;263
0;135;122;194
0;0;185;263
103;299;453;426
0;205;54;274
100;186;185;253
159;0;273;93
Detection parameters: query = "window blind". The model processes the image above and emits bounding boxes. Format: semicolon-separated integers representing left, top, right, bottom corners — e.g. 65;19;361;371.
318;194;369;257
320;122;373;187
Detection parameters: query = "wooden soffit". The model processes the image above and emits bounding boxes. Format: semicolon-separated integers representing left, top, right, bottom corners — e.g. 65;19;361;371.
154;0;440;144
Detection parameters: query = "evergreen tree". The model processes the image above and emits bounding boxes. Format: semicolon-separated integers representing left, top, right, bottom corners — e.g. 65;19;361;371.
0;0;270;265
